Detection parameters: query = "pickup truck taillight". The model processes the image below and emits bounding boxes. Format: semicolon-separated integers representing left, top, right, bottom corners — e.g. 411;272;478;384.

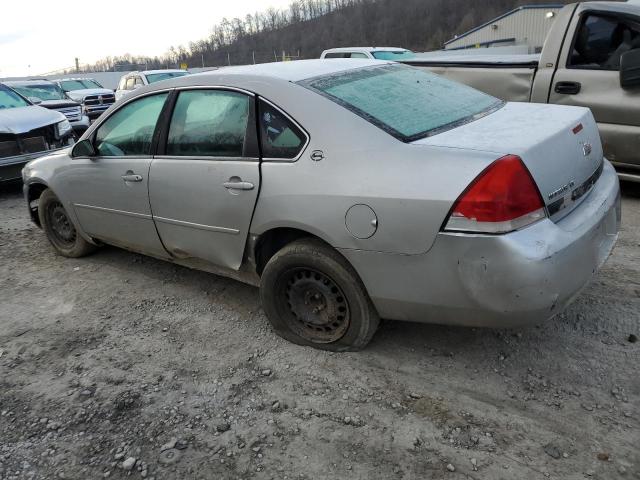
443;155;546;234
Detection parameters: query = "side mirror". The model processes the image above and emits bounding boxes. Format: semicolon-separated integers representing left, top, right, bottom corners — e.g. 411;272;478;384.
620;49;640;89
28;96;42;105
71;138;96;158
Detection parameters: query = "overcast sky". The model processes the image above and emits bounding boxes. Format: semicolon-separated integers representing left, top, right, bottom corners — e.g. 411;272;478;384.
0;0;293;78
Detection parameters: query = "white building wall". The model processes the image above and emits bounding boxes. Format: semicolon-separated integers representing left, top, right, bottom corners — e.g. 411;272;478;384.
445;6;563;53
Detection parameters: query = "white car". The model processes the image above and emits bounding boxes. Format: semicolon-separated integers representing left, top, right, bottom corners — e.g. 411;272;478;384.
320;47;415;60
115;70;190;101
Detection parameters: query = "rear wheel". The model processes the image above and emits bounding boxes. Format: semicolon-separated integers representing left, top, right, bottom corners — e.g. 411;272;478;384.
260;238;379;351
38;188;97;258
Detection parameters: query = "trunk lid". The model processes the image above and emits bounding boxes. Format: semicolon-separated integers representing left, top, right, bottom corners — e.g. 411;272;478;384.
413;102;604;221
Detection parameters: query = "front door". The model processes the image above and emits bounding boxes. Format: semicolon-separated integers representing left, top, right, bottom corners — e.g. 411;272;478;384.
549;8;640;170
148;88;260;270
60;92;170;257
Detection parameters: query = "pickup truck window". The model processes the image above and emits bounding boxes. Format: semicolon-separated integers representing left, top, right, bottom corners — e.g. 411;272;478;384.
301;64;503;142
166;90;249;157
59;79;102;91
569;13;640;70
0;85;30;109
94;93;168;156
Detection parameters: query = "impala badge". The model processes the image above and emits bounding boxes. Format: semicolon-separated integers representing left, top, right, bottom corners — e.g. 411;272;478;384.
583;143;592;156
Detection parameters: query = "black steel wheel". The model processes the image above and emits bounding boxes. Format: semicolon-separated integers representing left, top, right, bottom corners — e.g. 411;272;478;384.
38;188;97;258
260;238;380;351
281;267;350;343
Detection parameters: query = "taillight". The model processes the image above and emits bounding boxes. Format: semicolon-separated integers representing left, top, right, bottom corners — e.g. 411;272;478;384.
443;155;546;234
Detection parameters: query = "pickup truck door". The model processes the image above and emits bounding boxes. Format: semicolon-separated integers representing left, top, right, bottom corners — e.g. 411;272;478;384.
61;92;170;257
148;88;260;270
548;7;640;174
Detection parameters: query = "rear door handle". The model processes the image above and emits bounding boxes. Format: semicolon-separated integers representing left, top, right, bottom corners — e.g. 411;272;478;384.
223;181;254;190
554;81;581;95
121;174;143;182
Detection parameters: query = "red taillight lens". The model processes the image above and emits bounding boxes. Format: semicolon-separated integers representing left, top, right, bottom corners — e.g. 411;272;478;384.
444;155;546;234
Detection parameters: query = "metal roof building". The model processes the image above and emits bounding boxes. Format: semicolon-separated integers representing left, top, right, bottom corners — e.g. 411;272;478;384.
444;4;564;53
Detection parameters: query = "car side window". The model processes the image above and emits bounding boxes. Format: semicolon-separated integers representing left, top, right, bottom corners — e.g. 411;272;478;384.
324;52;347;58
135;76;144;86
94;93;168;156
349;52;369;58
125;77;135;90
569;13;640;70
166;89;249;157
118;77;127;90
258;100;306;160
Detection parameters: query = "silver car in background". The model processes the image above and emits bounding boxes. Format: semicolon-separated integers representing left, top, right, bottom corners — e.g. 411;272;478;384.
22;60;620;350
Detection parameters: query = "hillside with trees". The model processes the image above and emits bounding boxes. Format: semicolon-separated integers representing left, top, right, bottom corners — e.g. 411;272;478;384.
85;0;573;72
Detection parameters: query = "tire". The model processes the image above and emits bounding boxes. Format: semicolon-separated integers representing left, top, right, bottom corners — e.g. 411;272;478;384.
38;188;97;258
260;238;380;351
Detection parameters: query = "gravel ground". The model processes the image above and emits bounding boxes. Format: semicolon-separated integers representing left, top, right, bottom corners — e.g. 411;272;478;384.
0;182;639;480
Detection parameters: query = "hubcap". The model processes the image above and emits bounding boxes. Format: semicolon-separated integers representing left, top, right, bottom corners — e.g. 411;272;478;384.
282;268;350;343
47;201;76;246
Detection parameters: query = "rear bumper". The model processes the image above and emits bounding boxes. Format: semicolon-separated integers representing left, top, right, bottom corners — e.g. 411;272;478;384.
340;160;621;327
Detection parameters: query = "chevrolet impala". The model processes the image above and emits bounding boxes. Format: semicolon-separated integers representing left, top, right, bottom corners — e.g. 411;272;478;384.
22;60;621;350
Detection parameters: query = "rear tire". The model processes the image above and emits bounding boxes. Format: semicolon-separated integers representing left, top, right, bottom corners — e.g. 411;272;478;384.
260;238;380;351
38;188;97;258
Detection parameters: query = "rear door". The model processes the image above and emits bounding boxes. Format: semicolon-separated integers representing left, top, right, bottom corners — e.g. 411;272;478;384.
549;7;640;171
148;88;260;270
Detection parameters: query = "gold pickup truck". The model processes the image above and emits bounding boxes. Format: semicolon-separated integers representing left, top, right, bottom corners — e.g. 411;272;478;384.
404;1;640;182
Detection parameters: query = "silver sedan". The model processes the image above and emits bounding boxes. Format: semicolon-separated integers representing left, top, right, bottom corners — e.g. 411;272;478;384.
22;59;621;350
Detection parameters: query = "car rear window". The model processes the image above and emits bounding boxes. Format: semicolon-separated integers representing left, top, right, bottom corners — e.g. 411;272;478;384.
300;64;503;142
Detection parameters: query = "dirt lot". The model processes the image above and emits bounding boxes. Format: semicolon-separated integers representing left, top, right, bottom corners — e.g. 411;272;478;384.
0;182;638;480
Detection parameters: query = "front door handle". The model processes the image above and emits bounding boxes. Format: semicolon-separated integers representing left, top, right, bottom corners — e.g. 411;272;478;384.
223;180;254;191
122;173;143;182
554;81;581;95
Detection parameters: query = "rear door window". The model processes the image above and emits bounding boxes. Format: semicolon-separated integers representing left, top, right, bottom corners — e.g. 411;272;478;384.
166;89;250;157
258;100;307;159
125;78;135;90
300;64;502;142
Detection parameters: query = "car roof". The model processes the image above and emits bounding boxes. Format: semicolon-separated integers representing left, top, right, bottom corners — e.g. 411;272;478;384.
323;47;409;53
189;59;388;83
142;69;187;75
56;77;98;81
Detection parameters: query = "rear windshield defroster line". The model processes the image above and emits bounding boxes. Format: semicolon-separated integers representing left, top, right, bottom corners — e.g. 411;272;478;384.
299;64;504;143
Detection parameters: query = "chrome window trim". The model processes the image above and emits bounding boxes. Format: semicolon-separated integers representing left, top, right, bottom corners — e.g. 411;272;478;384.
154;155;259;162
258;96;310;163
175;85;255;96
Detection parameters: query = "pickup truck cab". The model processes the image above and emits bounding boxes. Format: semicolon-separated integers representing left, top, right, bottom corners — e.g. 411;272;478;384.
405;1;640;182
54;78;116;121
321;47;415;60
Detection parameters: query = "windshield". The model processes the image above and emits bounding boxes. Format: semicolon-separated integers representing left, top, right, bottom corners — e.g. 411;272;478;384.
145;72;189;84
300;64;503;142
59;79;102;91
12;84;66;101
0;85;31;109
371;50;416;60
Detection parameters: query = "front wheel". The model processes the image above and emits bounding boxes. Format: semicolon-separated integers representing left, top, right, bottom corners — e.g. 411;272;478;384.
260;238;380;351
38;188;97;258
